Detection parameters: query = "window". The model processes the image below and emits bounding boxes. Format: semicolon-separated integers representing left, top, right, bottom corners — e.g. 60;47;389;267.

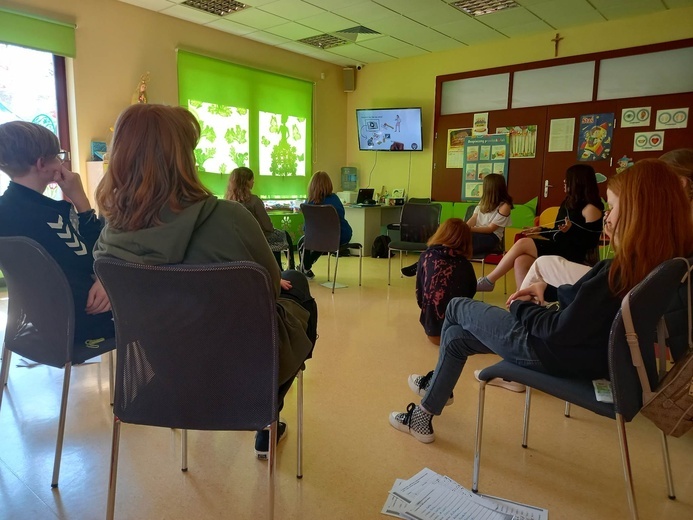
178;51;313;199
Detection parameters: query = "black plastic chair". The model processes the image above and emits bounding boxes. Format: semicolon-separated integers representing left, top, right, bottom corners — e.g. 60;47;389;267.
472;257;691;519
388;203;441;284
94;259;303;520
386;198;432;237
300;203;363;293
0;236;115;488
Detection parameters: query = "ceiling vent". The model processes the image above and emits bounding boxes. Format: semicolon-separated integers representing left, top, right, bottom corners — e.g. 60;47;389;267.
450;0;519;17
182;0;248;16
332;25;381;44
298;34;350;50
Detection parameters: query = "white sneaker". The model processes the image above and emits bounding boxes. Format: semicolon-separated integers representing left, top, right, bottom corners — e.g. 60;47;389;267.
474;370;526;393
389;403;435;443
408;371;454;405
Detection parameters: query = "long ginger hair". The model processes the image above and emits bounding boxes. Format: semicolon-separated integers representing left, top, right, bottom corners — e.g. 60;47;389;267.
427;218;473;258
225;167;254;203
607;159;693;297
307;171;333;204
96;104;211;231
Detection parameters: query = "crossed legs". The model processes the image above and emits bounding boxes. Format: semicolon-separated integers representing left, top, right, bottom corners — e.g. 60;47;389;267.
481;237;538;289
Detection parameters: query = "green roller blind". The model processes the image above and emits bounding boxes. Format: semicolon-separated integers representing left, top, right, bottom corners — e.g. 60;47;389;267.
178;50;313;199
0;8;75;57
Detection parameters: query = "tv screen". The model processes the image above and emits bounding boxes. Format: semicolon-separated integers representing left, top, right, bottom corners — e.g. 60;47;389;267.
356;107;423;152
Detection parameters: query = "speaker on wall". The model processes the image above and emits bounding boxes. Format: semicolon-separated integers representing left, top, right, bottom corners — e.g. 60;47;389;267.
342;67;355;93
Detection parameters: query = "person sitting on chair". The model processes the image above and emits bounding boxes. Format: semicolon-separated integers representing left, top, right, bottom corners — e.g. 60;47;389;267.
225;167;295;271
467;174;513;256
0;121;113;344
299;171;352;279
94;104;317;460
389;159;693;444
416;219;476;346
477;164;603;292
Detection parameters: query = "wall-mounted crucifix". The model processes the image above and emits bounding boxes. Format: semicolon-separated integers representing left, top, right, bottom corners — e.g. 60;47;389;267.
551;33;564;57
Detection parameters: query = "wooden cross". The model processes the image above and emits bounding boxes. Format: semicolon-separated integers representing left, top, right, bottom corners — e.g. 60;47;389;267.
551;33;563;57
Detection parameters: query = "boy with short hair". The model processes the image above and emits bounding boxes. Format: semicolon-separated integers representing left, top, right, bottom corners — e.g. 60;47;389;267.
0;121;113;342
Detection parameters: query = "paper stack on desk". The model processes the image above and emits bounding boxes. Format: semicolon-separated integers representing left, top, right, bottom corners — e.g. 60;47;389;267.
381;468;548;520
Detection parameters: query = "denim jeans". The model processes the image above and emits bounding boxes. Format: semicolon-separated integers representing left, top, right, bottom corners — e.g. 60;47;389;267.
421;297;546;415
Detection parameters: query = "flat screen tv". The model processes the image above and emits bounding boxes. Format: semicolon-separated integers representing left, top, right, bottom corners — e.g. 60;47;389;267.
356;107;423;151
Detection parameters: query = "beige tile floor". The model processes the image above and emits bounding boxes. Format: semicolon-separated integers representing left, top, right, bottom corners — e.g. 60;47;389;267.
0;255;692;520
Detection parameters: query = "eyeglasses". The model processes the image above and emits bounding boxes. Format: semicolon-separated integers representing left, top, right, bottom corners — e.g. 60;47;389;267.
56;150;70;163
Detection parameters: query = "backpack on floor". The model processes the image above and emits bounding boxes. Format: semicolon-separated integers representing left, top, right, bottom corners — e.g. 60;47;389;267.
372;235;392;258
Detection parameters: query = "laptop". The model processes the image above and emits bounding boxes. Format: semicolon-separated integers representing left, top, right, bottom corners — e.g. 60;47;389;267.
355;188;376;205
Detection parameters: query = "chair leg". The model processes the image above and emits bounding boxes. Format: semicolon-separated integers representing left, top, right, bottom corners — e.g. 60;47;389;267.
399;251;403;278
106;416;122;520
332;252;339;294
109;351;115;406
0;347;11;410
358;246;363;287
521;387;532;448
616;413;639;520
472;380;487;493
659;431;676;499
327;251;331;282
181;429;188;471
51;362;72;488
564;401;571;417
388;249;392;285
297;370;303;479
268;420;277;520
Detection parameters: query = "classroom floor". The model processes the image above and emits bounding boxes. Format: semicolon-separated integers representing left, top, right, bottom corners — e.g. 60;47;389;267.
0;255;692;520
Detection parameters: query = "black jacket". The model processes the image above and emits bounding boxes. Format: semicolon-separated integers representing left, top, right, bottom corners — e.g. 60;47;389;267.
0;182;112;342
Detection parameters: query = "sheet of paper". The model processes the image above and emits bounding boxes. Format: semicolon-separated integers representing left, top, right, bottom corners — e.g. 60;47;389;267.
382;493;410;518
481;494;549;520
548;118;575;152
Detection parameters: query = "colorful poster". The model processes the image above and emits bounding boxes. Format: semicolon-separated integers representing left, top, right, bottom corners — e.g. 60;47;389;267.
461;134;509;200
472;112;489;136
633;131;664;152
495;125;538;158
577;113;614;161
621;107;651;128
548;118;575;152
446;127;472;169
656;108;688;130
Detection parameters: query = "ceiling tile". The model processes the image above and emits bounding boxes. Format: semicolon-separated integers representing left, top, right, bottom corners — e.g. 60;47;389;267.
302;0;364;9
326;44;395;63
498;19;554;36
206;18;257;35
432;18;505;44
333;2;398;23
665;0;693;7
118;0;173;11
590;0;665;20
525;0;606;28
405;2;471;27
257;0;326;19
358;36;429;58
415;37;467;53
298;11;356;32
265;22;320;39
478;6;542;29
159;4;220;24
223;8;288;29
243;31;291;45
372;0;425;11
240;0;279;5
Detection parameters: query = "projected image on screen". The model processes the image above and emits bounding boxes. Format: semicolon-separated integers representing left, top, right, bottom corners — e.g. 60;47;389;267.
187;100;249;174
259;111;306;176
356;108;423;152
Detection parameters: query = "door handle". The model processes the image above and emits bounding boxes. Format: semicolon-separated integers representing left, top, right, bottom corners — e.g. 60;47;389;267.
544;180;553;198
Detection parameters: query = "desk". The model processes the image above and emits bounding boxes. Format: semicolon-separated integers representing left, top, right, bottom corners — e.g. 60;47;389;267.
345;205;402;256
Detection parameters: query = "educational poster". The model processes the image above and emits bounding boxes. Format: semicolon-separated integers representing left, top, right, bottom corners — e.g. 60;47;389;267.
634;131;664;152
656;108;689;130
577;113;614;161
615;155;634;173
495;125;538;158
621;107;651;128
548;118;575;152
472;112;489;136
461;134;509;200
446;127;472;168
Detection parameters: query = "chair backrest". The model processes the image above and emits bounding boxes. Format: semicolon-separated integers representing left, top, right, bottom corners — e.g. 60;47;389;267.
94;258;279;431
408;197;431;204
0;236;74;367
464;205;476;221
300;203;341;252
609;257;692;420
538;206;559;228
399;203;442;243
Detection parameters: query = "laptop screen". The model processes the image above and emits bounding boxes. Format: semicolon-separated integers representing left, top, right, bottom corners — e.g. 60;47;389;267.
356;188;375;204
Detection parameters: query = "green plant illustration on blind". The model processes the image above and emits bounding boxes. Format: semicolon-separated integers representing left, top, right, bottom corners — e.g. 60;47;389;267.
259;111;306;176
188;100;249;174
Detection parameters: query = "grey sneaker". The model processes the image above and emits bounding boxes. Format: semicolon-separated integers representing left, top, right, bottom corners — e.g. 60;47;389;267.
408;371;454;406
476;276;495;292
389;403;435;443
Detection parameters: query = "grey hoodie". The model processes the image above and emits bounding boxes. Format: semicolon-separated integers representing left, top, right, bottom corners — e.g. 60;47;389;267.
95;197;312;383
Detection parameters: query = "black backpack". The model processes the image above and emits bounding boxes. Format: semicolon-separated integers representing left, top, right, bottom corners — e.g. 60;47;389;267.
372;235;392;258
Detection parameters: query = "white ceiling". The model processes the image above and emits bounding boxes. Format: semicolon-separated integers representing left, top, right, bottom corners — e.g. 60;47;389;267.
119;0;693;67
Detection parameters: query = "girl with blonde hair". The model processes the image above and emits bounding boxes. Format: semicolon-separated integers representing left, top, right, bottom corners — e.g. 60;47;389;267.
391;158;693;443
95;104;316;459
225;166;294;270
